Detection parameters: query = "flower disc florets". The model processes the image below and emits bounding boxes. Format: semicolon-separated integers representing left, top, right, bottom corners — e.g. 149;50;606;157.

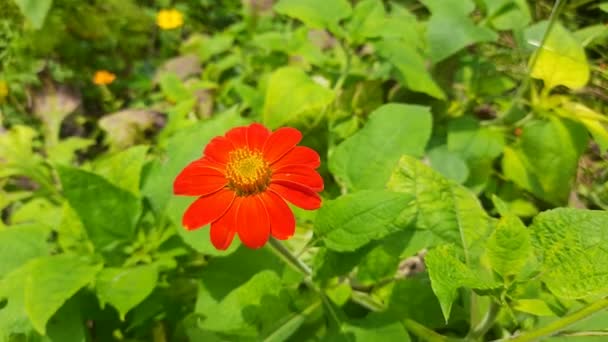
226;148;272;196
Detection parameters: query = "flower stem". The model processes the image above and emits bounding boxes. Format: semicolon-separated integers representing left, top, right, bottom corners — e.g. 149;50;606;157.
509;297;608;342
267;238;344;331
268;237;312;277
468;300;500;340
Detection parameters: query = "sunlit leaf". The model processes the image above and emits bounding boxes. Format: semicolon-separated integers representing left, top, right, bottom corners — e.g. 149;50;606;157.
531;208;608;299
528;21;590;90
330;104;432;191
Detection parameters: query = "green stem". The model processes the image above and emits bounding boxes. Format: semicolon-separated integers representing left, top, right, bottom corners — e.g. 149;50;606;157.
332;39;352;93
468;301;500;340
402;319;452;342
506;0;567;112
268;237;312;277
509;298;608;342
267;238;344;330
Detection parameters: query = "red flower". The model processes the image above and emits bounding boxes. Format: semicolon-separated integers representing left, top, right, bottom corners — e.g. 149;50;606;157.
173;123;323;250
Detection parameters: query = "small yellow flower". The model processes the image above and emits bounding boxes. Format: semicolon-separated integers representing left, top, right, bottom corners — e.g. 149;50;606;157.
156;9;184;30
93;70;116;85
0;80;8;101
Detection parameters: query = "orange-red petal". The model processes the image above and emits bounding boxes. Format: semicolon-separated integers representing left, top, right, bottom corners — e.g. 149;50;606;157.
272;146;321;169
174;159;227;196
225;126;248;148
203;136;234;164
259;191;296;240
236;195;270;248
182;189;235;230
263;127;303;163
246;123;271;150
272;165;324;191
269;182;321;210
209;197;241;250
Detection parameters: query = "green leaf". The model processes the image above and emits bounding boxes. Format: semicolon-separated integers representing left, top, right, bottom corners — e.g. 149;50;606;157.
274;0;352;31
262;67;334;128
58;166;141;250
387;275;447;329
528;22;590;90
314;190;414;252
531;208;608;299
428;146;469;184
0;125;42;178
421;0;497;62
347;0;386;43
10;197;61;229
199;270;288;335
47;137;94;165
142;108;247;213
0;263;35;337
329;104;432;191
96;264;158;320
93;145;149;196
486;215;532;278
262;301;321;342
25;255;101;334
484;0;531;31
13;0;52;29
343;312;411;341
426;244;499;320
375;39;445;99
447;116;505;161
556;100;608;152
421;0;475;16
159;73;192;103
502;117;588;205
0;224;49;278
512;299;555;316
387;156;493;262
46;297;88;342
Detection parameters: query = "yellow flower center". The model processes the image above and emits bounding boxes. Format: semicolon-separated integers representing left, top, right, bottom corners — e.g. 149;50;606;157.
226;148;271;196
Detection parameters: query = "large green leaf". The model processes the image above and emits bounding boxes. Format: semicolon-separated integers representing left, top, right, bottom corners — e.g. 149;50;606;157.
386;156;494;261
426;244;500;320
375;39;446;99
530;208;608;299
58;166;142;250
93;145;149;196
314;190;414;252
528;22;590;90
0;224;49;278
421;0;497;62
343;312;411;341
502;117;588;205
447;116;505;161
96;264;158;320
329;104;432;191
387;275;446;329
25;255;101;334
198;270;290;336
0;264;35;338
262;67;334;129
486;215;532;278
13;0;52;29
274;0;352;31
